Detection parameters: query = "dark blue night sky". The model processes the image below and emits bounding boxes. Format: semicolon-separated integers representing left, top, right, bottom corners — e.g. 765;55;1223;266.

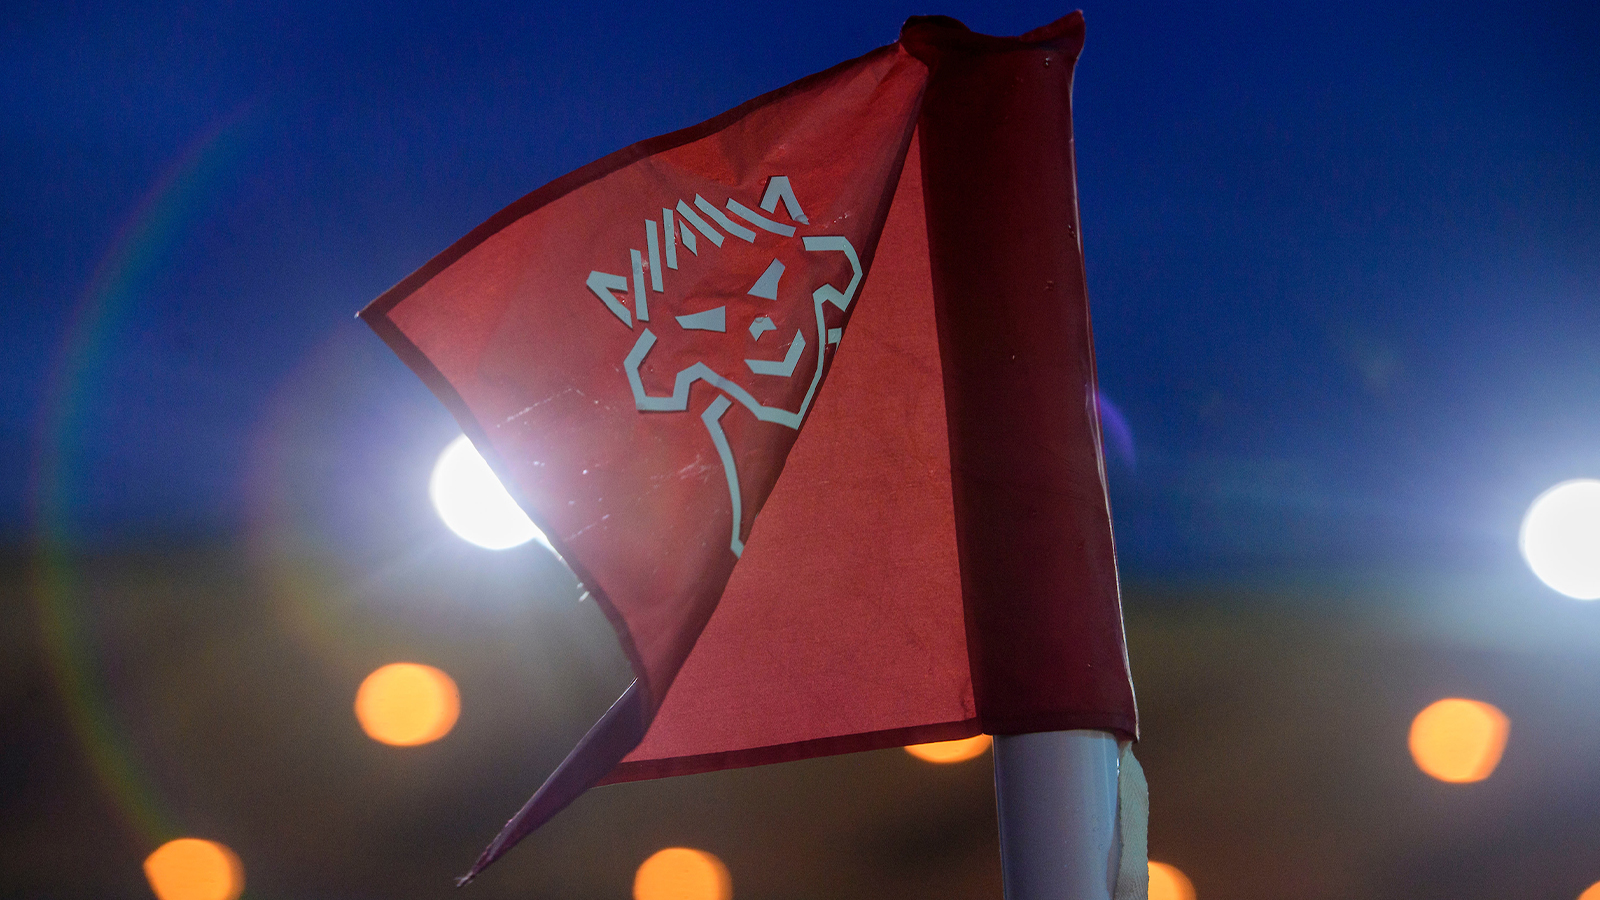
6;0;1598;576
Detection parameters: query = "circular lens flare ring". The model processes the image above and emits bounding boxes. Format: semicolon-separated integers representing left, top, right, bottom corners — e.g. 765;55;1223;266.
1148;861;1195;900
354;663;461;746
633;847;732;900
1520;478;1600;600
904;734;992;763
143;838;244;900
430;435;548;550
1408;697;1509;783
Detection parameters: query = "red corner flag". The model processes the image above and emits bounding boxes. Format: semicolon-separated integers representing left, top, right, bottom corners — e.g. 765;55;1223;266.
361;13;1135;880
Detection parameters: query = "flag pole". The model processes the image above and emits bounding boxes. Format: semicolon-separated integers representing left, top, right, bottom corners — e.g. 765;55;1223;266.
994;730;1124;900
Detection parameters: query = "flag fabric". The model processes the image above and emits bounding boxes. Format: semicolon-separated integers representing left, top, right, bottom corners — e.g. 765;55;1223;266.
361;12;1136;880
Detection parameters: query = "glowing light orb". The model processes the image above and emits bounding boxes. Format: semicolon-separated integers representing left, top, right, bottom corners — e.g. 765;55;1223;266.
633;847;732;900
1579;880;1600;900
1147;861;1195;900
904;734;992;763
1520;479;1600;599
1408;697;1509;783
430;434;547;550
143;838;244;900
354;663;460;746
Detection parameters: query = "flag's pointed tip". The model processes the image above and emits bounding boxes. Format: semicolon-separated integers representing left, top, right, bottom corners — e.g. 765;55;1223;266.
454;856;485;886
454;682;652;881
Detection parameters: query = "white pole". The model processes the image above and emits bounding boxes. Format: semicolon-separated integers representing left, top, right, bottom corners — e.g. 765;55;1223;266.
993;730;1123;900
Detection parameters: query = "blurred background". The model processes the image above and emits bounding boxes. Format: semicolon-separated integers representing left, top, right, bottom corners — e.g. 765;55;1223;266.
5;1;1599;898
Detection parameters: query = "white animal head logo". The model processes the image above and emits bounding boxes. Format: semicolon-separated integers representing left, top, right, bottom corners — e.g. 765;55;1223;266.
585;177;862;556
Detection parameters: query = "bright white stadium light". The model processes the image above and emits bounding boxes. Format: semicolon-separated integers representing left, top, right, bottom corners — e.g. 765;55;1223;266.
429;435;547;551
1519;479;1600;600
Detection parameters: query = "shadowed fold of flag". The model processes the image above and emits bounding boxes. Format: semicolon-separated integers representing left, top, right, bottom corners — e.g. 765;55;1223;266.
359;11;1136;883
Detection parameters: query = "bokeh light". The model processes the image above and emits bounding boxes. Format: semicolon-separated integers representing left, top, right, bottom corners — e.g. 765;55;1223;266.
1408;698;1509;783
430;434;548;550
142;838;244;900
354;663;461;746
1578;880;1600;900
1520;479;1600;599
633;847;732;900
904;733;992;763
1148;861;1195;900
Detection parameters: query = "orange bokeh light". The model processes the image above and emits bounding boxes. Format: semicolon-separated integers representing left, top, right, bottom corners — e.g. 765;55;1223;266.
904;734;992;763
1579;880;1600;900
1148;861;1195;900
354;662;460;746
633;847;732;900
142;838;244;900
1408;698;1509;783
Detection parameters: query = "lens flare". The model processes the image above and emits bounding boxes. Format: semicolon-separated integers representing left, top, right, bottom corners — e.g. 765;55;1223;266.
633;847;732;900
1147;861;1195;900
31;109;252;847
1520;479;1600;600
354;663;461;746
904;734;992;763
430;435;548;550
142;838;244;900
1408;698;1509;783
1095;389;1136;469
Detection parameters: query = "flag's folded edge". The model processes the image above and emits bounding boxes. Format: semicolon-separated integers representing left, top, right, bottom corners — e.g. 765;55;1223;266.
361;35;929;883
358;39;905;712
